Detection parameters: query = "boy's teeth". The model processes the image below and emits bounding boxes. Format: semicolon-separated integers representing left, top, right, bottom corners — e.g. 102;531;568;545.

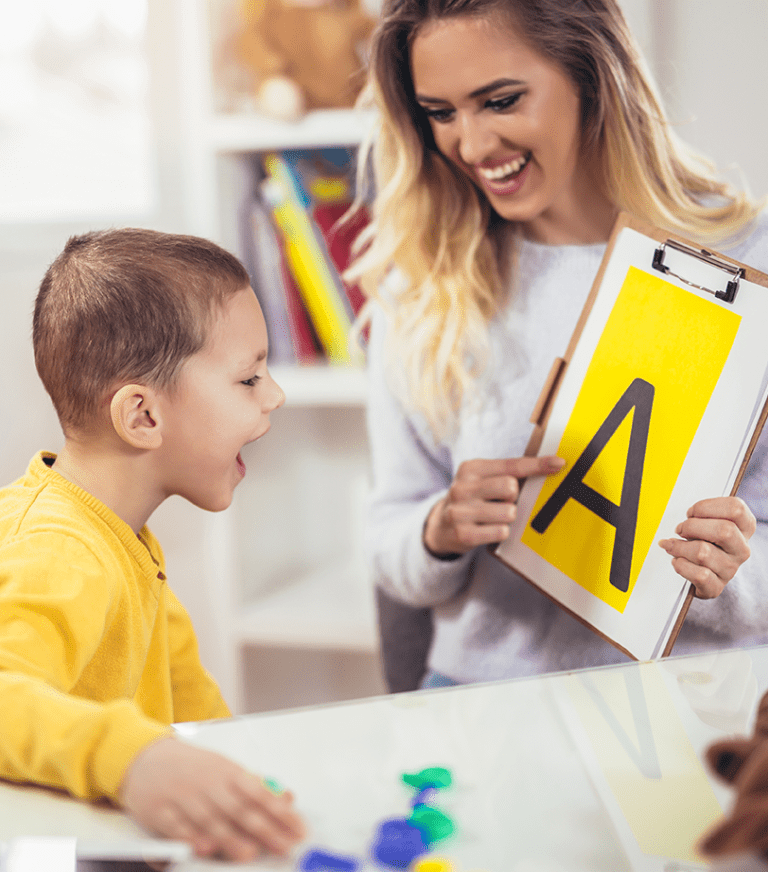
479;156;527;180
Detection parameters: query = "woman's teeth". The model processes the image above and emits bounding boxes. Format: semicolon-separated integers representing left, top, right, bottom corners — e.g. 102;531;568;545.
478;155;529;181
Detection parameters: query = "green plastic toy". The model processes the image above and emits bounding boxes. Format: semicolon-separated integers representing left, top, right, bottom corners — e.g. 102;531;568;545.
401;766;453;791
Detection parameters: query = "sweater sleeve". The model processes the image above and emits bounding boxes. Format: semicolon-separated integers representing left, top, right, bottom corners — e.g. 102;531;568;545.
0;534;171;801
365;306;474;608
165;587;231;723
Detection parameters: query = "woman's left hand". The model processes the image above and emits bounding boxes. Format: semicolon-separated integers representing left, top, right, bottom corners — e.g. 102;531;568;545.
659;497;756;598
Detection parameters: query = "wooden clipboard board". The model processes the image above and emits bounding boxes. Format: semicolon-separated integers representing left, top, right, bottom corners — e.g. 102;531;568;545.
494;212;768;661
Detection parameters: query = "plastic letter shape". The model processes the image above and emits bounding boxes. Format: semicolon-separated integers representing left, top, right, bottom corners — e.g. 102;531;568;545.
402;767;452;791
412;859;454;872
371;819;428;868
409;806;456;845
299;847;361;871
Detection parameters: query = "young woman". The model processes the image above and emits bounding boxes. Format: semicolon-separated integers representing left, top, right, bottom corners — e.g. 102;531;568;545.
350;0;768;689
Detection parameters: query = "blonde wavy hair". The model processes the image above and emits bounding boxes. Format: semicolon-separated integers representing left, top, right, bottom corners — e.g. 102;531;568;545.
349;0;763;439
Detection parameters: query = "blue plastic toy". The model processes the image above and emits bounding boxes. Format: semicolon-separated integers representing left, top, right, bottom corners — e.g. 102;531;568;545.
299;847;361;871
411;786;439;808
371;818;429;869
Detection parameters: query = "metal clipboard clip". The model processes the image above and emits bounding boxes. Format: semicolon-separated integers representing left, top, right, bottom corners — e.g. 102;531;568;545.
652;238;744;303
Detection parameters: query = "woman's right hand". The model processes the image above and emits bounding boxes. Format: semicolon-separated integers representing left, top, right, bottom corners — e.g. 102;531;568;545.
423;456;565;557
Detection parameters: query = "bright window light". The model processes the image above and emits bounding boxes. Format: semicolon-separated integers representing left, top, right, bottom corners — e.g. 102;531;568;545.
0;0;154;222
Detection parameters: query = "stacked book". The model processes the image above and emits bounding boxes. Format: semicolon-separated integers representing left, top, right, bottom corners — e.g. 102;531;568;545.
240;148;369;366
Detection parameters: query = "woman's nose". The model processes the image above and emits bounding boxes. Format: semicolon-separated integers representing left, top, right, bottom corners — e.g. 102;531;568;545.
456;112;498;166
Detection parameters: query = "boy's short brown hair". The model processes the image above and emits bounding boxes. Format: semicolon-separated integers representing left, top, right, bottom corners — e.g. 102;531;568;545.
33;228;251;432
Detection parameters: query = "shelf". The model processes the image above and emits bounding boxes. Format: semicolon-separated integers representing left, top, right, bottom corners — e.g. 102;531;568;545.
208;108;378;153
270;364;368;407
233;561;378;652
179;0;382;710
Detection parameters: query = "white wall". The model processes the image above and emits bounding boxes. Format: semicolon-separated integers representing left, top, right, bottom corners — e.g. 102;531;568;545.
0;0;766;709
650;0;768;199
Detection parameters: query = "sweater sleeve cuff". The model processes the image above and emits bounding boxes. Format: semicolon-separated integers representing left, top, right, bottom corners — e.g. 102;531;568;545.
89;701;174;801
369;493;474;608
421;512;463;562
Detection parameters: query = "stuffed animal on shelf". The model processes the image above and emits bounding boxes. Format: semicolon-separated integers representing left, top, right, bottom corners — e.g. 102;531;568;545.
233;0;376;121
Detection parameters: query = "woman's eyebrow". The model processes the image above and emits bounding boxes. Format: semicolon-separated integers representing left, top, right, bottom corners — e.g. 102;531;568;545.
469;77;526;98
417;77;526;104
416;95;450;104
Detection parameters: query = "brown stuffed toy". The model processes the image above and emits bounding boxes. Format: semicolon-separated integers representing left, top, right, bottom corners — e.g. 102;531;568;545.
702;689;768;858
234;0;376;121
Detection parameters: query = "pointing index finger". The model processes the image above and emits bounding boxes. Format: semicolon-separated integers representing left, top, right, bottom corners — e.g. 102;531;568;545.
502;455;565;479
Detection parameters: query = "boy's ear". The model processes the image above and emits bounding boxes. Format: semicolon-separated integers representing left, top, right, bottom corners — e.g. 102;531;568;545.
110;384;163;450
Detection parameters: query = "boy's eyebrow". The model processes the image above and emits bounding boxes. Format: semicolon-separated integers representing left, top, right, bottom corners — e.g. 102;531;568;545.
240;350;267;371
417;78;526;104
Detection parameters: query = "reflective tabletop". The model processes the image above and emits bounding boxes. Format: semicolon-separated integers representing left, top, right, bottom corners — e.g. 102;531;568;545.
4;646;768;872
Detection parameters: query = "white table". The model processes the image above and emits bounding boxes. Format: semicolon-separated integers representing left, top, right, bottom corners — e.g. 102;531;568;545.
4;647;768;872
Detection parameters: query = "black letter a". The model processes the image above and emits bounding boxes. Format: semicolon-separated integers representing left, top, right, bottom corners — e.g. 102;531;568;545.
530;378;654;593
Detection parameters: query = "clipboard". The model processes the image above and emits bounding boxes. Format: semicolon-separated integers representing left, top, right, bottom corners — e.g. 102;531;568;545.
494;212;768;661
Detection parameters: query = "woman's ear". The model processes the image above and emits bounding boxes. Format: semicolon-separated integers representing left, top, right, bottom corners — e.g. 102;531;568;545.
110;384;163;450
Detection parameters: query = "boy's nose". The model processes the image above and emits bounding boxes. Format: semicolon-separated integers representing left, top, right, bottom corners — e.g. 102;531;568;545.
266;372;286;411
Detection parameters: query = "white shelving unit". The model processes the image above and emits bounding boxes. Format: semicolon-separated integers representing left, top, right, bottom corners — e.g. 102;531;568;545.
209;109;378;153
234;559;378;653
175;0;385;713
269;364;369;407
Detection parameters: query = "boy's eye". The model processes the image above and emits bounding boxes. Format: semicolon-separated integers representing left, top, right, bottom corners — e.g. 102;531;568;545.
486;92;524;112
241;375;261;387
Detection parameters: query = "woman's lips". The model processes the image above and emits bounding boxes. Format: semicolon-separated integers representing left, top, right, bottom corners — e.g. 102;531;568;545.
476;153;529;181
476;156;532;196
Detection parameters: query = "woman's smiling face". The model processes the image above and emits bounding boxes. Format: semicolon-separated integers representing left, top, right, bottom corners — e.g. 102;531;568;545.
411;15;605;243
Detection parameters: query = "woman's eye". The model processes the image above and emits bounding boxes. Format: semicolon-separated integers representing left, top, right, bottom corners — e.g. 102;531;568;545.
422;106;454;123
241;375;261;387
487;92;523;112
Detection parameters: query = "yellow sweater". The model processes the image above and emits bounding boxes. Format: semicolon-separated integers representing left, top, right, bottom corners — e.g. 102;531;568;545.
0;452;231;801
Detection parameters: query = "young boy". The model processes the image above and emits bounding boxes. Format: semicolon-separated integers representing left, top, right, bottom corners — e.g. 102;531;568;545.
0;228;306;862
